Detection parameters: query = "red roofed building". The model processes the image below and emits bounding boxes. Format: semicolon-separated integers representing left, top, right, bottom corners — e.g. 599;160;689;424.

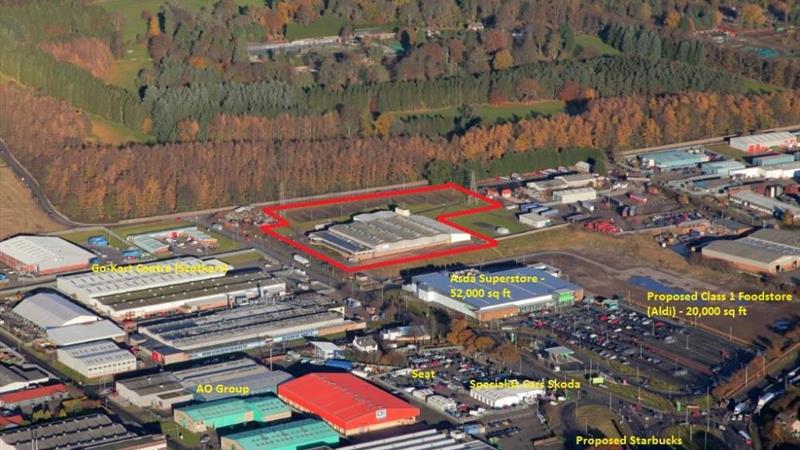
277;373;419;436
0;414;23;429
0;384;67;409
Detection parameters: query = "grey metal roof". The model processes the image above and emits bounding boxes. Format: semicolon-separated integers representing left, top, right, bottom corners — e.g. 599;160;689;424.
412;267;580;310
0;413;137;450
338;428;496;449
12;292;98;329
46;320;125;347
0;235;93;273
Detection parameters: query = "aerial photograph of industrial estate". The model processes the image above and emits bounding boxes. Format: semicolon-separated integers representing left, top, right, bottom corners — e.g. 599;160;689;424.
1;1;800;450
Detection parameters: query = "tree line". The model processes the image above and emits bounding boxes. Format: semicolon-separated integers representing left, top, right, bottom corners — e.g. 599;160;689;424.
145;56;743;142
601;23;800;90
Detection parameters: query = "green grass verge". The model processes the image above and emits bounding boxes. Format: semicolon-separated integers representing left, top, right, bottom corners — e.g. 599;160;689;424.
574;405;625;438
219;250;264;266
393;100;566;128
285;16;346;40
161;421;202;447
575;33;621;56
112;220;193;238
706;143;747;161
56;228;129;250
606;383;674;412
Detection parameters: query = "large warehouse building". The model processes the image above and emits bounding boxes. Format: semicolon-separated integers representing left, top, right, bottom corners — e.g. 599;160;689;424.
56;257;230;304
0;413;155;450
173;396;291;433
56;340;137;378
309;209;470;261
729;131;798;153
220;418;339;450
11;291;98;330
137;294;364;362
404;266;584;321
116;358;292;409
0;235;94;276
729;191;800;221
702;228;800;274
277;373;420;436
337;429;496;450
88;269;285;320
640;149;710;170
552;187;597;204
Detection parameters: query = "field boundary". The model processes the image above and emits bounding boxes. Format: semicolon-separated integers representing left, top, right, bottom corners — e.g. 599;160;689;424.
259;182;502;272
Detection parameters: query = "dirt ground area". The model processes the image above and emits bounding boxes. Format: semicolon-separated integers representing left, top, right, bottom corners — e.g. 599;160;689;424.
0;165;63;238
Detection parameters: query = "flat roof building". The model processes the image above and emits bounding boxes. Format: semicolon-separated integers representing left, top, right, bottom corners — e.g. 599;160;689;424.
56;341;136;379
309;209;470;261
174;395;291;433
220;418;339;450
730;132;798;154
337;429;496;450
753;154;796;166
116;358;293;409
11;291;98;330
729;191;800;221
702;228;800;274
518;212;551;229
0;413;139;450
277;372;420;436
405;266;583;322
127;226;218;254
552;187;597;204
701;160;746;176
641;149;710;170
46;320;125;347
0;235;94;276
470;383;546;408
83;435;168;450
0;384;66;409
89;269;285;320
138;295;363;361
0;364;50;394
56;257;230;304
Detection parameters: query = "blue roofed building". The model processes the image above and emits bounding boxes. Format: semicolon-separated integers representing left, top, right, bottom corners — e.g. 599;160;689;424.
403;266;583;321
640;149;710;170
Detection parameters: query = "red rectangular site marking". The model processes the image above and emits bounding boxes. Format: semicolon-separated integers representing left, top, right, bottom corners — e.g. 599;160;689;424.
259;182;503;272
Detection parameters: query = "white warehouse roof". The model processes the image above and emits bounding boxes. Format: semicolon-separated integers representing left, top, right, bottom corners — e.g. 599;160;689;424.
0;235;94;274
12;292;98;329
730;131;797;147
58;340;135;366
47;320;125;347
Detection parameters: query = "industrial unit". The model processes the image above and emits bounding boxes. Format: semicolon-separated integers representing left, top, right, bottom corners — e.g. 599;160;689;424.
127;226;218;254
56;257;230;304
702;228;800;274
552;187;597;204
729;131;798;153
116;358;293;409
137;294;364;362
46;320;125;347
0;384;66;410
220;418;339;450
309;209;471;261
337;428;497;450
518;212;551;228
753;153;796;166
173;396;291;433
526;173;599;192
0;235;94;275
0;413;147;450
640;149;710;170
701;160;746;176
89;269;286;320
0;364;50;394
729;191;800;221
277;373;420;436
404;266;584;322
11;291;98;330
56;340;137;378
731;161;800;179
469;383;546;408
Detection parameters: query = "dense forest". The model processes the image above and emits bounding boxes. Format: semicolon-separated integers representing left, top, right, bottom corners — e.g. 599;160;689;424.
1;0;800;220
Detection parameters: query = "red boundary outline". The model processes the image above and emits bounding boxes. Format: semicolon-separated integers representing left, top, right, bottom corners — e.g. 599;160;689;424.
259;182;503;272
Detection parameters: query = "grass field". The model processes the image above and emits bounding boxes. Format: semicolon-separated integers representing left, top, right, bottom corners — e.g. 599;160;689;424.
160;421;202;447
219;249;264;266
285;15;347;40
575;33;621;56
743;78;785;94
88;113;154;145
606;383;674;411
112;221;240;252
56;228;129;249
574;405;625;438
0;165;64;239
706;143;747;161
